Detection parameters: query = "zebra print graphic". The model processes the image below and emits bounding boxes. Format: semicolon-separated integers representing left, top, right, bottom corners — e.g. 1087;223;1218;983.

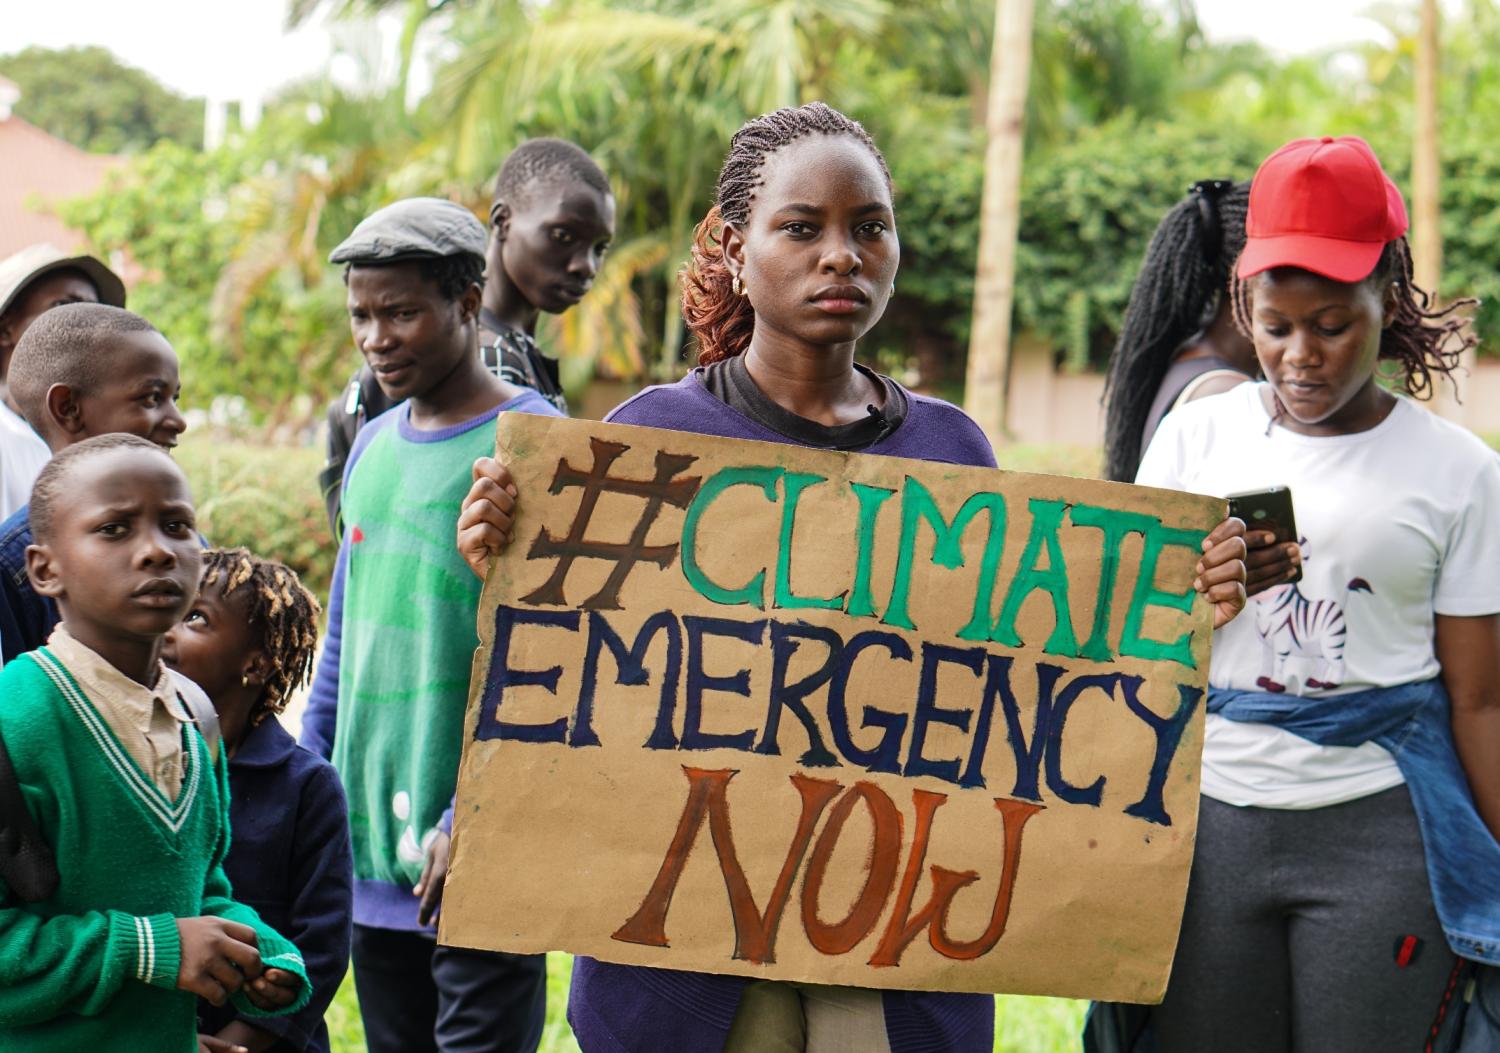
1253;575;1374;693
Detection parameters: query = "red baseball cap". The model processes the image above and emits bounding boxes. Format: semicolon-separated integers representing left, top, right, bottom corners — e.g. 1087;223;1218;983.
1236;135;1408;283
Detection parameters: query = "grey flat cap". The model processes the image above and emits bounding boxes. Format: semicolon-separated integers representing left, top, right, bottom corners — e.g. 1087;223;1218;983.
329;197;488;266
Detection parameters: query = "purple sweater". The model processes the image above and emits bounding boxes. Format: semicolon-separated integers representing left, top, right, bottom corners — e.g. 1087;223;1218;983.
568;372;998;1053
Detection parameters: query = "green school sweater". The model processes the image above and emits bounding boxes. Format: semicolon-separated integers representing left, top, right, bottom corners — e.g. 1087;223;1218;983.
0;648;311;1053
319;394;559;928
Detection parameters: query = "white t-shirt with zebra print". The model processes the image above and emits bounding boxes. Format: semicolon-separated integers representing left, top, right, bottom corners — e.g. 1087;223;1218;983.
1137;382;1500;808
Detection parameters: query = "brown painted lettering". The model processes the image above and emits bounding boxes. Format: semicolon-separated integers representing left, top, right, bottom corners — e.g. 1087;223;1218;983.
800;782;904;955
868;794;1043;967
612;767;842;964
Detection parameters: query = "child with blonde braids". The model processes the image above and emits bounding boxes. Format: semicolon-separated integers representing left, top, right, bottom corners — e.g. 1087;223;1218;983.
164;549;353;1053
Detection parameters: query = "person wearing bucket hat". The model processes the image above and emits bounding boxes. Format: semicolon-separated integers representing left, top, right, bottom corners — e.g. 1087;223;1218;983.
303;198;560;1053
0;245;126;519
1114;136;1500;1053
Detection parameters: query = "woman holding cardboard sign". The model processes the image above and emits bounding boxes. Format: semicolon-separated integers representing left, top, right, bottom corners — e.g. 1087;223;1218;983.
1131;137;1500;1052
457;103;1249;1052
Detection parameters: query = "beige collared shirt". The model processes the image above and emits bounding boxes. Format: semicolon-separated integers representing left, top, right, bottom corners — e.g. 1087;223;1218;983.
46;624;193;799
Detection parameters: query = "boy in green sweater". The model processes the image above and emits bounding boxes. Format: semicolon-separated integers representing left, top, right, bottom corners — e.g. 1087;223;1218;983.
0;433;311;1052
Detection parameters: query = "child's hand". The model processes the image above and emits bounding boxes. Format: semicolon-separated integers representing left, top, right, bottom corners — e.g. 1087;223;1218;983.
457;456;518;580
415;829;452;927
213;1020;281;1052
176;917;262;1006
1244;530;1302;596
242;967;302;1011
198;1034;249;1053
1195;517;1249;629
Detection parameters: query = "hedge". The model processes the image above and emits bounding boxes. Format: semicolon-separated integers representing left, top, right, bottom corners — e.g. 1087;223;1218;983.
176;439;335;603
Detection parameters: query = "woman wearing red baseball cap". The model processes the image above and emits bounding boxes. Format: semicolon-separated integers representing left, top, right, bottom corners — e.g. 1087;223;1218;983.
1127;136;1500;1051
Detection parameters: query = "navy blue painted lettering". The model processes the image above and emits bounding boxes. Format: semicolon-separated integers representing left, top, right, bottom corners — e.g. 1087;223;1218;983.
1122;679;1202;827
1044;673;1115;807
476;605;581;742
682;615;768;751
756;621;842;767
903;643;985;784
827;631;912;774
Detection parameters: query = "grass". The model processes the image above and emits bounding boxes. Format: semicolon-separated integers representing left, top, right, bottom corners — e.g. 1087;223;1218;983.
326;955;1087;1052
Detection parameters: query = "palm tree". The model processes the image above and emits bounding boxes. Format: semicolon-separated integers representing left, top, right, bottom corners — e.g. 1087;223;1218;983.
426;0;900;377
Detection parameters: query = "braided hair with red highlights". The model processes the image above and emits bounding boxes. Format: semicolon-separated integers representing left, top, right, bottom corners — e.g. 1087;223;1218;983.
681;102;892;365
1230;236;1477;407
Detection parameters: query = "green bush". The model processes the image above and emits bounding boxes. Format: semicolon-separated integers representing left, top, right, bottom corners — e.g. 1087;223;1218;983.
1013;118;1278;372
176;438;335;603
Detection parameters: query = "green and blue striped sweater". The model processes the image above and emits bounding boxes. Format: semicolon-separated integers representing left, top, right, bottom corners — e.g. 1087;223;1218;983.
301;392;561;929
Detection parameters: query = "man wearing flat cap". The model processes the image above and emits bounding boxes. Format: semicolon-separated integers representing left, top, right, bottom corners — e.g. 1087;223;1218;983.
301;198;560;1053
0;245;126;518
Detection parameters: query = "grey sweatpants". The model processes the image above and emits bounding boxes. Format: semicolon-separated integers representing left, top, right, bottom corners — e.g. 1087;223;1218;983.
1155;786;1457;1053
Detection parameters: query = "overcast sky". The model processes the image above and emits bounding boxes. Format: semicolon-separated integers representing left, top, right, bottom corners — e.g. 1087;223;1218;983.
2;0;1447;103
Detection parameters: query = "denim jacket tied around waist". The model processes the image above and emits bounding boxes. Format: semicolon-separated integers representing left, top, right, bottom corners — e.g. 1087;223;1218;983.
1208;678;1500;965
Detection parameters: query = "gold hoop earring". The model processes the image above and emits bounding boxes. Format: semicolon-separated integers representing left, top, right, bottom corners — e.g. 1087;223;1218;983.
241;676;251;687
732;275;744;297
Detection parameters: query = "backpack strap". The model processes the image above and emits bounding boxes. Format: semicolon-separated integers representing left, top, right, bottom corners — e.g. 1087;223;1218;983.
169;671;222;767
0;727;59;902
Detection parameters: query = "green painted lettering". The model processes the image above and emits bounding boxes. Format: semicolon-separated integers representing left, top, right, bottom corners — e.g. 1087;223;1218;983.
847;483;896;619
681;466;783;608
883;477;1006;639
992;499;1079;657
773;472;845;611
1067;504;1159;662
1119;522;1206;669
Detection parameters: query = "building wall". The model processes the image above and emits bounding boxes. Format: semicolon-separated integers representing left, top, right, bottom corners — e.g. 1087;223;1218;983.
0;115;118;259
1004;339;1499;446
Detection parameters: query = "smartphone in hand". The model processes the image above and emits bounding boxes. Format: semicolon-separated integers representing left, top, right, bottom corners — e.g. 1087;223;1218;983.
1227;486;1301;585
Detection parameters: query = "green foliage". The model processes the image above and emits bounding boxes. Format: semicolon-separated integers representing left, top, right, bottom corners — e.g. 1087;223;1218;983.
0;46;201;152
56;79;414;421
59;142;355;419
1027;0;1198;145
1434;135;1500;350
1014;118;1277;370
61;144;235;402
864;113;985;352
175;439;334;602
50;0;1500;420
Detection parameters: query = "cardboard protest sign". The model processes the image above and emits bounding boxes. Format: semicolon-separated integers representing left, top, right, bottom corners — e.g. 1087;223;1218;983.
441;413;1223;1002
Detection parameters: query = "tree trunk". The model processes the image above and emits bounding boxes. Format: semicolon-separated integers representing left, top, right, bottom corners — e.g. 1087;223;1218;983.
964;0;1036;447
1414;0;1463;421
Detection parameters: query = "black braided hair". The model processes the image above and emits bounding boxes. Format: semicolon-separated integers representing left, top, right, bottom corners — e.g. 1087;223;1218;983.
1103;181;1251;482
1230;236;1476;411
682;102;892;364
201;547;321;724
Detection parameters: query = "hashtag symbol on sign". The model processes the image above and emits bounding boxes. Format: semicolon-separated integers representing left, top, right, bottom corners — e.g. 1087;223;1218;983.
522;437;702;610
